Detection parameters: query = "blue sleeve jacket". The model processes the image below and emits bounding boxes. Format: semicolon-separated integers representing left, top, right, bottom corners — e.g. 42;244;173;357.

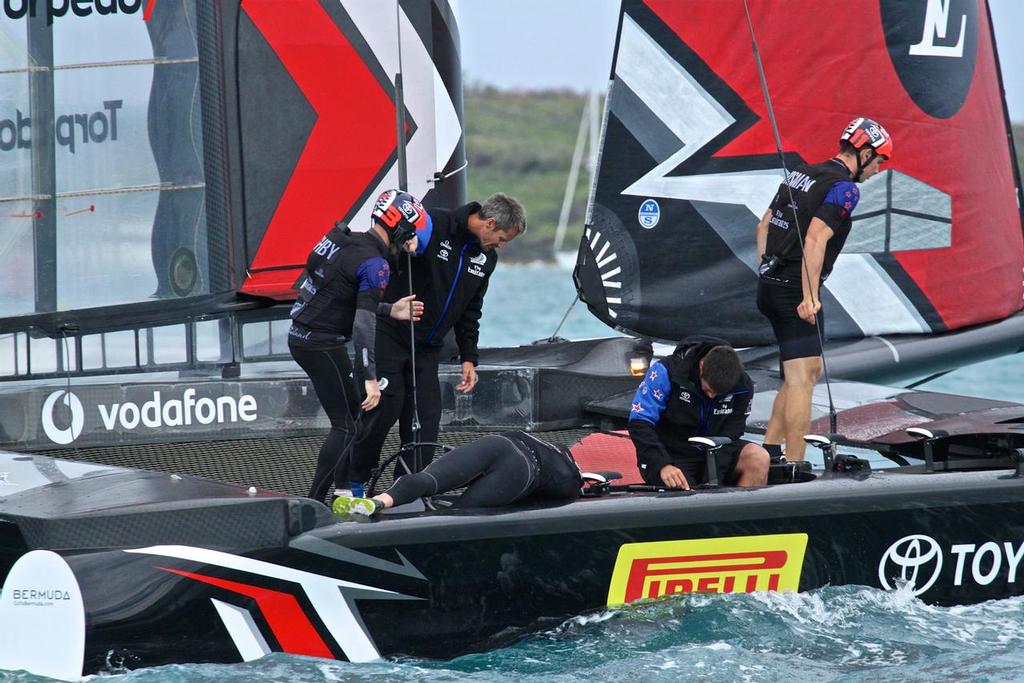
627;340;753;474
288;223;391;379
763;158;860;283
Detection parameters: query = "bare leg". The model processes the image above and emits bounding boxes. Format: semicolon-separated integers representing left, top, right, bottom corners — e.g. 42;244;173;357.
763;383;787;446
734;442;770;486
778;356;822;461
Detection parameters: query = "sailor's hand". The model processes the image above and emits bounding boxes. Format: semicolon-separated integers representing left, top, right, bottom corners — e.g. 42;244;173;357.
390;294;423;321
660;464;690;490
797;297;821;324
456;361;478;393
362;379;381;411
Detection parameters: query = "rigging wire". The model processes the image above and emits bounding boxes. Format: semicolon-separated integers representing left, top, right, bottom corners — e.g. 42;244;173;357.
59;325;82;460
547;292;580;342
394;0;424;470
741;0;838;433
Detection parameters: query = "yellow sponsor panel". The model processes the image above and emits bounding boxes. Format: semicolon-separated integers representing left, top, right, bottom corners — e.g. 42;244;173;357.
607;533;808;606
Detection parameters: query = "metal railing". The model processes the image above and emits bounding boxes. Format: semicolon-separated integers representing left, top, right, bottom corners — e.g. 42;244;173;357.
0;306;296;382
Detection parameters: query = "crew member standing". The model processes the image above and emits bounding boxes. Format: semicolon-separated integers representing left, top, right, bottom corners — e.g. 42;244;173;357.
351;193;527;484
756;117;892;461
288;190;428;503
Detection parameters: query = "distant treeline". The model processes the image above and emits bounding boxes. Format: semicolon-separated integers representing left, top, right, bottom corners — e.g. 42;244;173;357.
464;84;594;261
463;85;1024;261
1015;123;1024;179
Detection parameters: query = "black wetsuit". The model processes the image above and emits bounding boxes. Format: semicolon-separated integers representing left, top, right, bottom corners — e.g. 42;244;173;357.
756;159;860;360
382;431;582;508
627;337;754;486
288;223;393;502
353;202;496;481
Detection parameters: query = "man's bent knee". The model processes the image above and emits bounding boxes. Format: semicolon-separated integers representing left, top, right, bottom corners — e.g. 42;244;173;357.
736;443;769;486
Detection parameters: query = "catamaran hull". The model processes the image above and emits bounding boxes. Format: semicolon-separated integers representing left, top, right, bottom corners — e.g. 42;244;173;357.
2;467;1023;676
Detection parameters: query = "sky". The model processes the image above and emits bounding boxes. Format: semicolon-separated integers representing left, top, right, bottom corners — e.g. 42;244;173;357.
458;0;1024;122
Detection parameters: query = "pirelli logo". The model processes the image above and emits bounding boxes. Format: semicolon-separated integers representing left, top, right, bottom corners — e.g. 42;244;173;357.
607;533;808;606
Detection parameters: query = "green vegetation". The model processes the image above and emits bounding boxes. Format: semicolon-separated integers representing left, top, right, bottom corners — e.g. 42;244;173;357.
1014;124;1023;178
464;85;593;261
463;85;1024;262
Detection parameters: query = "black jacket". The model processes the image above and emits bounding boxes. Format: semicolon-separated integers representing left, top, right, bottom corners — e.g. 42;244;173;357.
627;337;753;474
288;224;391;378
763;159;858;283
502;430;582;500
381;202;496;365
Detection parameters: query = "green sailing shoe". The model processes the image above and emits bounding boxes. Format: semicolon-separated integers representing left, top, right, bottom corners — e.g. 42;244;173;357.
332;496;380;518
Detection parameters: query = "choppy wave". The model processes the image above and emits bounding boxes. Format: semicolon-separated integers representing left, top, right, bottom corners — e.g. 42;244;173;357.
428;586;1024;682
4;585;1020;683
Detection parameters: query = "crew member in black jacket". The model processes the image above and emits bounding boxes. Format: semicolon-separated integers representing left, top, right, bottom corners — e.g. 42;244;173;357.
627;338;769;489
351;193;527;483
289;190;428;503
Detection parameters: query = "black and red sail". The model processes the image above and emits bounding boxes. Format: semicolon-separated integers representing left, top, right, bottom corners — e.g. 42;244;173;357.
237;0;466;300
578;0;1023;345
0;0;465;330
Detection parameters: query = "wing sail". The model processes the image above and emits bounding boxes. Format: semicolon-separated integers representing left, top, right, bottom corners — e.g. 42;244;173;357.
579;0;1023;345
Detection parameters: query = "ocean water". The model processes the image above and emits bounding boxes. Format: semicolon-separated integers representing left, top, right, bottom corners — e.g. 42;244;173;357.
480;262;1024;404
4;263;1024;682
4;588;1023;682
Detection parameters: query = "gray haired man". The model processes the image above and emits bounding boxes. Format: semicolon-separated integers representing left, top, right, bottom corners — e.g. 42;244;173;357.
348;193;527;494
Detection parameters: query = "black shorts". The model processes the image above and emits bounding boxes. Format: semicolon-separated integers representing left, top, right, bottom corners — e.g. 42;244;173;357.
642;439;755;487
757;279;823;361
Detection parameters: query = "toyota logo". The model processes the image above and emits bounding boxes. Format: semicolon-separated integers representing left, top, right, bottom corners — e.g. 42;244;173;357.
41;391;85;445
878;534;943;596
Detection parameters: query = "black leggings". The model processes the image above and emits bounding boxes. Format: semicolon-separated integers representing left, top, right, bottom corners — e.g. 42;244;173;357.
289;341;362;502
384;434;538;508
352;323;441;481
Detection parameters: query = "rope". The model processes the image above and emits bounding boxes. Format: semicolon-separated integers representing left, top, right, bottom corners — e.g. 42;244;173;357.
742;0;838;432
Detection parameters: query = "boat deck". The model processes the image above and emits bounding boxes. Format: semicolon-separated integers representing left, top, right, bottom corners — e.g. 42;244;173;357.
31;428;606;497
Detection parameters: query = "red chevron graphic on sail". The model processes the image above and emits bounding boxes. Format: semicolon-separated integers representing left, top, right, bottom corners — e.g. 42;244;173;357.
241;0;396;297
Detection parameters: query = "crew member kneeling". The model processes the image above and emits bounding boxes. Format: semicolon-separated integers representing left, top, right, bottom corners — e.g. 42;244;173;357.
628;337;768;489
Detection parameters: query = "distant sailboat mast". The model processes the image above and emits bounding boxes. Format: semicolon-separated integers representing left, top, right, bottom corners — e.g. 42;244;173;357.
553;91;601;264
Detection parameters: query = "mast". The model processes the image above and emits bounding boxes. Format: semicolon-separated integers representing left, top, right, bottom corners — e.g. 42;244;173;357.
553;91;599;260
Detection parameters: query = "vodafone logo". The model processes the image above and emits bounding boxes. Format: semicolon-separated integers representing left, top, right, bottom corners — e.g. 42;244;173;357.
39;388;259;445
40;391;85;445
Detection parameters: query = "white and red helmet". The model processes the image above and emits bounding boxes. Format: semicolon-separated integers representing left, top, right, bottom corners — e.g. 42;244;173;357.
841;117;893;160
371;189;430;246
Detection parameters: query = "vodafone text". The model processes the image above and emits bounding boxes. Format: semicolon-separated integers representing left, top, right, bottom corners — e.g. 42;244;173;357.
97;389;257;431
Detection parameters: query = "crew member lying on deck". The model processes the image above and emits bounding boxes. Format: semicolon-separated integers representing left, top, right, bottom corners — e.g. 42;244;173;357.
628;337;769;489
333;431;583;517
